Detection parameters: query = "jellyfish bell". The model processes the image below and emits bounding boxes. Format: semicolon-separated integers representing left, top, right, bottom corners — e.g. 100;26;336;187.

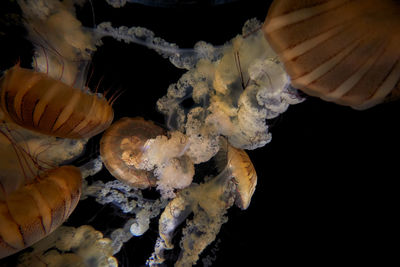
0;64;114;139
0;165;82;259
100;117;165;189
263;0;400;109
216;139;257;210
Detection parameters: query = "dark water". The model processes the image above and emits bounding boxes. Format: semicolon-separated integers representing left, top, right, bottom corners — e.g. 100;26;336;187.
0;0;398;266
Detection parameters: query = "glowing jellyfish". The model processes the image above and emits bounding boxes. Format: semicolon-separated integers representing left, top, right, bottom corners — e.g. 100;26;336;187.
100;117;165;189
263;0;400;109
147;139;257;267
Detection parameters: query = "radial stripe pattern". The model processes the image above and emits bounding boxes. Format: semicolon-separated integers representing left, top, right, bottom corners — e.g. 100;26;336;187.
263;0;400;109
0;166;82;259
1;65;113;138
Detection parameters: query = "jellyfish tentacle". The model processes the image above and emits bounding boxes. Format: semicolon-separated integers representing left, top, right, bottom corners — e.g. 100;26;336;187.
94;22;223;70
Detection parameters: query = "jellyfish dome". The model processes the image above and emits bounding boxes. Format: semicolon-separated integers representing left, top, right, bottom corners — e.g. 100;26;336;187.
100;117;165;189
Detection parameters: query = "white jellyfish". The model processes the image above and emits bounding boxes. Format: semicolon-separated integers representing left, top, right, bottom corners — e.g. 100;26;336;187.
148;138;257;267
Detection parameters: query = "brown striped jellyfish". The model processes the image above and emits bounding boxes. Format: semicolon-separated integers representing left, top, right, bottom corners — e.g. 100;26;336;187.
263;0;400;109
147;139;257;267
100;117;195;198
0;0;114;139
0;110;86;259
0;0;113;259
100;117;165;189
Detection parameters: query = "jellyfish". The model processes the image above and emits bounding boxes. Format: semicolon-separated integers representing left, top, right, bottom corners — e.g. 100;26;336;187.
0;103;92;259
0;165;82;259
0;64;114;139
86;9;303;265
147;138;257;267
0;0;113;259
100;117;165;189
94;16;303;150
100;117;196;199
0;118;87;259
263;0;400;109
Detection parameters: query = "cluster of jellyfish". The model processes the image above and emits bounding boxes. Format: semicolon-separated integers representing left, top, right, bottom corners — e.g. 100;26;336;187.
0;0;304;266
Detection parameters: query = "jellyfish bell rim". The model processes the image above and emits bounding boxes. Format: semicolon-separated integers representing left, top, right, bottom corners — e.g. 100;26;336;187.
100;116;166;189
213;138;257;210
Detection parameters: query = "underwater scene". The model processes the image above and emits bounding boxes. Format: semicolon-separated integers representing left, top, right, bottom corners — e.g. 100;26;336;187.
0;0;398;266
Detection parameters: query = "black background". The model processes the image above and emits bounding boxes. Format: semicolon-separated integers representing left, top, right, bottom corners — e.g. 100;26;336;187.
0;0;398;266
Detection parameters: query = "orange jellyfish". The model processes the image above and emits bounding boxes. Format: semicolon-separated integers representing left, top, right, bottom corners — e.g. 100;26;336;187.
263;0;400;109
0;64;114;139
0;124;83;259
0;166;82;259
0;0;114;139
100;117;166;189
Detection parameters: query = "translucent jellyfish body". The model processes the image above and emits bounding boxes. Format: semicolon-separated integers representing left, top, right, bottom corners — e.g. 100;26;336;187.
100;117;165;189
17;0;96;89
148;140;257;267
